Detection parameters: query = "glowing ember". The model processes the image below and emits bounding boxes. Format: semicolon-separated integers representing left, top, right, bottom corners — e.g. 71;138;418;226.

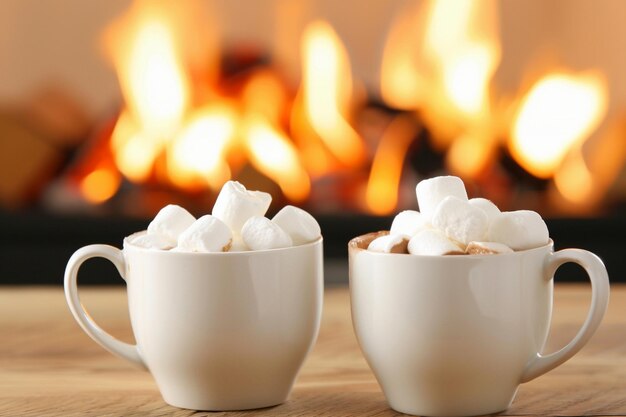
80;166;121;204
510;72;608;179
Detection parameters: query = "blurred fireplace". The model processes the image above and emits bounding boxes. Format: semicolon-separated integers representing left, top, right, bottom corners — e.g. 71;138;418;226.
0;0;625;284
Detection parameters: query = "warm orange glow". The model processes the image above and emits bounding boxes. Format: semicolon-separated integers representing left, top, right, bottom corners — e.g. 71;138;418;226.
380;2;425;110
105;1;193;185
379;0;501;172
110;111;162;183
424;0;500;119
587;122;626;202
126;20;188;134
168;106;235;190
366;116;418;215
103;3;332;203
554;149;593;205
441;47;494;117
379;0;618;213
243;70;288;123
554;119;625;209
104;0;233;193
106;4;190;136
510;72;608;179
381;0;500;122
79;0;621;218
245;116;310;202
80;168;122;204
301;21;366;167
290;99;337;177
446;132;494;177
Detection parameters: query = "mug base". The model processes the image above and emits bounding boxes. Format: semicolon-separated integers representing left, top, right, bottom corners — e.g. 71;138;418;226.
390;404;507;417
162;393;289;411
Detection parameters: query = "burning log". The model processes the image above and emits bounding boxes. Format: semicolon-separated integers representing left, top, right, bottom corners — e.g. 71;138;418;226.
0;87;91;208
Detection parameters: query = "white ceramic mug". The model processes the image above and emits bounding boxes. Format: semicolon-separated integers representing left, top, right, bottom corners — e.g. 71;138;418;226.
64;233;323;411
349;232;609;417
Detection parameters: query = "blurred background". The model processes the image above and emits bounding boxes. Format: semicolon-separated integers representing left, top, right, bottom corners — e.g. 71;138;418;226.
0;0;624;284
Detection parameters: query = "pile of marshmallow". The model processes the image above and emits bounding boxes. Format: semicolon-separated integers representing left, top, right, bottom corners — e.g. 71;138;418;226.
368;176;549;256
129;181;321;252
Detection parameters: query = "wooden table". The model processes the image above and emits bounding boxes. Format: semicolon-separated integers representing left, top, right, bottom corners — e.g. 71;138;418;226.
2;285;625;416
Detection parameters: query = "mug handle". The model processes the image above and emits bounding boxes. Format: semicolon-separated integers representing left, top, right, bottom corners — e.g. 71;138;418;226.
520;249;609;382
64;244;147;369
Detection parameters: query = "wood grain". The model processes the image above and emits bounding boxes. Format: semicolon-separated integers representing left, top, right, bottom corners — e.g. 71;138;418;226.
1;285;626;416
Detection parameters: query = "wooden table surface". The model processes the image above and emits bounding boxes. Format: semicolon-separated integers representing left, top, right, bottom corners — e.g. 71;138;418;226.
2;284;626;417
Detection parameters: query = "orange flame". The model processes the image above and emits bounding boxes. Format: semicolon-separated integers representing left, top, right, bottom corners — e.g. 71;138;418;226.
300;21;367;168
97;1;318;204
242;70;311;201
446;132;496;178
510;71;608;179
110;110;162;183
242;69;289;124
245;116;310;202
423;0;500;119
554;118;625;210
365;115;417;215
381;0;500;122
75;0;619;218
104;1;195;137
380;0;501;186
553;149;593;206
380;2;425;110
167;105;235;190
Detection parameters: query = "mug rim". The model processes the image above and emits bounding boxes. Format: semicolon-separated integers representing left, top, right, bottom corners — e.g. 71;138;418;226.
123;231;323;255
349;231;553;259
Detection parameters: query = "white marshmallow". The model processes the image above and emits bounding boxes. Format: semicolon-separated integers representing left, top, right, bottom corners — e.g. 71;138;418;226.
468;198;501;224
272;205;321;245
129;233;175;250
488;210;549;251
466;241;513;255
177;215;232;252
432;196;489;245
416;176;468;218
147;204;196;245
212;181;272;235
228;234;250;252
368;234;409;253
390;210;430;237
408;229;464;256
169;247;187;253
241;216;292;250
